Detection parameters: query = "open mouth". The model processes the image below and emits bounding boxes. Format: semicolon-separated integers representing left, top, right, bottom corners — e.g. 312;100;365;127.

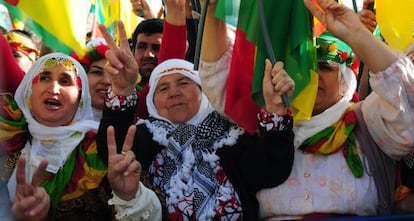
44;98;61;109
97;89;108;95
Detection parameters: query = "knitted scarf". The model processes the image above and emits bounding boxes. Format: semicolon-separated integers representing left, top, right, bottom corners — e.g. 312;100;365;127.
142;111;244;221
299;104;364;177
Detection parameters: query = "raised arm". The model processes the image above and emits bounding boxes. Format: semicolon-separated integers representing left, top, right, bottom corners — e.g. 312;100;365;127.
200;0;230;62
158;0;188;63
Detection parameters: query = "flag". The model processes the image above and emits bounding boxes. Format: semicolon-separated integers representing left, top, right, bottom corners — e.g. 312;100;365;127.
91;0;141;40
1;0;90;56
215;0;318;134
376;0;414;52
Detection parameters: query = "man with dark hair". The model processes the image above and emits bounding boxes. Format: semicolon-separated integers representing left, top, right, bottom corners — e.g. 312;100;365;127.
131;18;163;87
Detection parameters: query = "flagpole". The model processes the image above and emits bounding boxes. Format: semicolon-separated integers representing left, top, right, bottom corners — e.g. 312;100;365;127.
193;0;210;71
258;0;290;108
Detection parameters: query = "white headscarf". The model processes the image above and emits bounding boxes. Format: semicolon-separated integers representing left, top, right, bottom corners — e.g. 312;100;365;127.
336;61;357;102
14;52;98;173
146;58;214;126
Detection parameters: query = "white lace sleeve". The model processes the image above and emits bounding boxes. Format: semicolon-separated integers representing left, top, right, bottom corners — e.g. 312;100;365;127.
109;182;162;221
199;31;235;115
361;53;414;160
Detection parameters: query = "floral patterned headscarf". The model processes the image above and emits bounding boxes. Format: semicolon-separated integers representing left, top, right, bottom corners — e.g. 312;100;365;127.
316;31;358;101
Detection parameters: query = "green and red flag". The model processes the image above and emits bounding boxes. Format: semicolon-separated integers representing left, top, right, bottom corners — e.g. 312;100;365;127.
215;0;318;134
1;0;89;56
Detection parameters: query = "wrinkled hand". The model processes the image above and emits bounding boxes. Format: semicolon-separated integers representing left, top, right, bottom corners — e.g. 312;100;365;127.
107;125;141;201
164;0;187;25
130;0;161;19
303;0;365;43
12;158;50;221
358;9;376;33
99;21;138;96
358;0;376;33
262;59;294;115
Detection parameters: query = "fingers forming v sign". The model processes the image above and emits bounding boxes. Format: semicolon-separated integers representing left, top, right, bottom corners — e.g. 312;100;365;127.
107;125;141;201
98;21;138;96
12;158;50;221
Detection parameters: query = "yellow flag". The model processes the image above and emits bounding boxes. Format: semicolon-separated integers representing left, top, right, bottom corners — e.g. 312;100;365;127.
2;0;89;56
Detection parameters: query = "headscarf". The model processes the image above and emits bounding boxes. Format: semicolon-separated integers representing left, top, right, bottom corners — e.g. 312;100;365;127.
316;31;358;102
71;38;109;72
295;32;359;148
146;58;214;126
14;52;98;173
144;59;244;220
71;38;110;121
3;31;39;62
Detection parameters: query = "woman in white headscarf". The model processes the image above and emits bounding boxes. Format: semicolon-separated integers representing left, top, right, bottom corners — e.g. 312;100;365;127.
97;19;296;220
1;52;132;221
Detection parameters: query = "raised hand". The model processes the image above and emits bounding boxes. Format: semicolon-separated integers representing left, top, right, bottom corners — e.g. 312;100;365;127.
130;0;162;19
358;0;376;33
99;21;138;96
303;0;364;43
107;125;142;201
164;0;187;25
304;0;397;73
12;158;50;221
262;59;294;115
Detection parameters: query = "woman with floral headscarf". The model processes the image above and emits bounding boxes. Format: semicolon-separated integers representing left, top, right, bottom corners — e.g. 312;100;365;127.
72;38;111;122
0;51;137;220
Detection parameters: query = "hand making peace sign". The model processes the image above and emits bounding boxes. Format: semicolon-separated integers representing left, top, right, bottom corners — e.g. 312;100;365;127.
99;21;138;96
106;125;142;201
12;158;50;221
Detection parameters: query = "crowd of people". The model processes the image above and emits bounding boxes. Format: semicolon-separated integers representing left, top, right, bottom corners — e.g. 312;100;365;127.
1;0;414;220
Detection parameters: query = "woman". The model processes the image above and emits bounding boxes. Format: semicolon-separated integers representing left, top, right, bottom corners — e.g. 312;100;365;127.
199;0;414;218
97;19;296;220
72;38;111;122
1;52;129;220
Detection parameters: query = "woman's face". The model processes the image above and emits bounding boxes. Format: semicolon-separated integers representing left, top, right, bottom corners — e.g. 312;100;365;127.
313;61;342;115
87;59;110;110
30;61;80;127
153;73;201;124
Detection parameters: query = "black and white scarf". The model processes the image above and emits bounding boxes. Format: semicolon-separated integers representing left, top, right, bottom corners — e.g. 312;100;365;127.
139;111;245;220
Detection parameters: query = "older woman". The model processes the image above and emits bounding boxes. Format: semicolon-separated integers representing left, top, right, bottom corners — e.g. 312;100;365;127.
0;52;136;221
97;20;296;220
